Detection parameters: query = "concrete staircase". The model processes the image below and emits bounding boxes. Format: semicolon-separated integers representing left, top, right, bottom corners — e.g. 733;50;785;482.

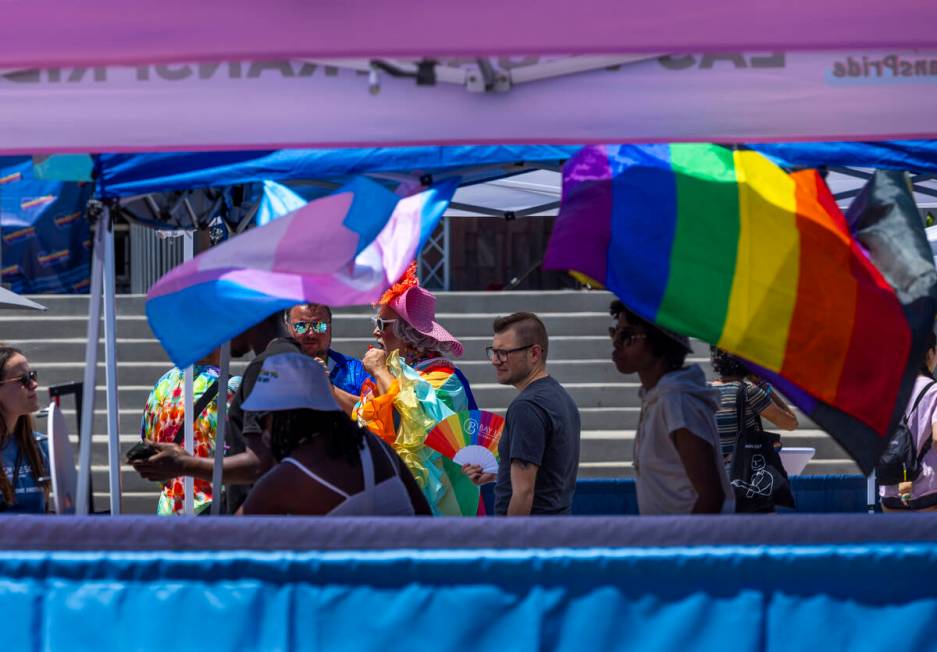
11;291;858;513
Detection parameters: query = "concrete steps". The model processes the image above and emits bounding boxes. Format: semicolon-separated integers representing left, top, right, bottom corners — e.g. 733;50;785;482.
13;291;625;316
0;312;621;340
16;291;859;514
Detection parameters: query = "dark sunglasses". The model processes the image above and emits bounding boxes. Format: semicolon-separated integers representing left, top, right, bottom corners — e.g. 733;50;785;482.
0;370;38;387
371;316;397;333
290;320;329;335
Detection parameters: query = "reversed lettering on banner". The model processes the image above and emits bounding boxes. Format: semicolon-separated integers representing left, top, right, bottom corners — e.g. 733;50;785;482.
1;61;354;84
831;54;937;81
0;52;934;150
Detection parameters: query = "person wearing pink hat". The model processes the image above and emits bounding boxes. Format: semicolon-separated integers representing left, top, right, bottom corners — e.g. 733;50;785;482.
347;263;481;517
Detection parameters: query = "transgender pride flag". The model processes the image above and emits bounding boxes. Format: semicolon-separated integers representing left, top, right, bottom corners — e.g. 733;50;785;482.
147;177;456;368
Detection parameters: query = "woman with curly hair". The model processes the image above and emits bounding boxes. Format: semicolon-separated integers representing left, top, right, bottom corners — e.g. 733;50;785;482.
343;263;480;516
709;346;798;465
237;352;430;516
0;346;49;513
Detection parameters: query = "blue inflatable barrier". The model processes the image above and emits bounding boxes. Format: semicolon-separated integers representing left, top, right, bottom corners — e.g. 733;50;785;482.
481;475;872;515
0;513;935;652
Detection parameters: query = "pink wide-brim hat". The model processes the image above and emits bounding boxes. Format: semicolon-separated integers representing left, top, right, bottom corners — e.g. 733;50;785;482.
389;286;464;358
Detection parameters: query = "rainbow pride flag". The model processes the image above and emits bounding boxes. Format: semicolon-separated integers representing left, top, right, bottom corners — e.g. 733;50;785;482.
147;177;456;368
545;144;937;472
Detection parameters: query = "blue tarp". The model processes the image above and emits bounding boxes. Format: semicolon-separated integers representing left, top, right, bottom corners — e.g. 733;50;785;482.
96;146;580;198
95;141;937;199
0;157;93;293
753;140;937;173
5;544;937;651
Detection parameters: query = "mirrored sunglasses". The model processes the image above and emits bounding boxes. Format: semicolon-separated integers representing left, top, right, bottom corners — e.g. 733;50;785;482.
290;320;329;335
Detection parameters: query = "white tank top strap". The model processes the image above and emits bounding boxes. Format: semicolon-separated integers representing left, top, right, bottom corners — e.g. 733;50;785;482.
283;456;350;499
327;442;415;517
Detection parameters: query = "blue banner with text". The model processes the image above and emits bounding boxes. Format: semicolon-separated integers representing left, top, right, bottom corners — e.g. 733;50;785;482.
0;157;93;293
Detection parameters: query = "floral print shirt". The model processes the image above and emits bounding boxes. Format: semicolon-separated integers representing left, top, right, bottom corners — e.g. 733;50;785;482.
140;365;240;515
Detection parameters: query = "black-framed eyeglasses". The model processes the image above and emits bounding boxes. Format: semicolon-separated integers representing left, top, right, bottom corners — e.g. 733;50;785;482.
0;370;38;388
290;320;329;336
608;326;645;346
371;316;397;333
485;345;534;362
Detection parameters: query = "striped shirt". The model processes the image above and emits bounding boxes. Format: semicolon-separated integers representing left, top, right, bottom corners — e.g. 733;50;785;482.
711;381;772;463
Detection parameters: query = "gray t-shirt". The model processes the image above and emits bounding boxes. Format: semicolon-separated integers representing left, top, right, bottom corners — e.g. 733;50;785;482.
494;377;581;515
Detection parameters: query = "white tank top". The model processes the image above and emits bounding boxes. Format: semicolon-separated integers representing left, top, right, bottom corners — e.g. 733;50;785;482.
283;438;415;516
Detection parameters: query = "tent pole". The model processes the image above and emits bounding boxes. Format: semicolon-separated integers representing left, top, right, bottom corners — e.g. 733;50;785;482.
75;207;106;516
182;230;196;516
102;205;122;515
210;341;229;515
443;217;451;291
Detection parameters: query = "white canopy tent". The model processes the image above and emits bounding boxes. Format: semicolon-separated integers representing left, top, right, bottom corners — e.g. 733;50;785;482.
0;287;46;311
3;51;937;153
455;168;937;217
1;1;934;155
1;0;934;68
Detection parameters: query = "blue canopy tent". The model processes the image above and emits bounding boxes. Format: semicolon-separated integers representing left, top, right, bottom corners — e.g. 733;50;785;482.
754;140;937;173
95;146;581;198
94;140;937;198
95;146;581;264
92;141;937;233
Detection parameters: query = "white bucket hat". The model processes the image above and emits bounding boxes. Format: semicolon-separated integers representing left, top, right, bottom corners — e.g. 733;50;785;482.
241;352;341;413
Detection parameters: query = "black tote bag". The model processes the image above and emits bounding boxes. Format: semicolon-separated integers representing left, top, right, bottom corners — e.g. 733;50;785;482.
728;383;795;513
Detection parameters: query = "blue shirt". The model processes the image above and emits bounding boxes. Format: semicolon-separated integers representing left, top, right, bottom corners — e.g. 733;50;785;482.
0;432;48;514
328;349;371;396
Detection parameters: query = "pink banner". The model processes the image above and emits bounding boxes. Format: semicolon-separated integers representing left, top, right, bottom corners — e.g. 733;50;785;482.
0;0;936;68
1;51;936;153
